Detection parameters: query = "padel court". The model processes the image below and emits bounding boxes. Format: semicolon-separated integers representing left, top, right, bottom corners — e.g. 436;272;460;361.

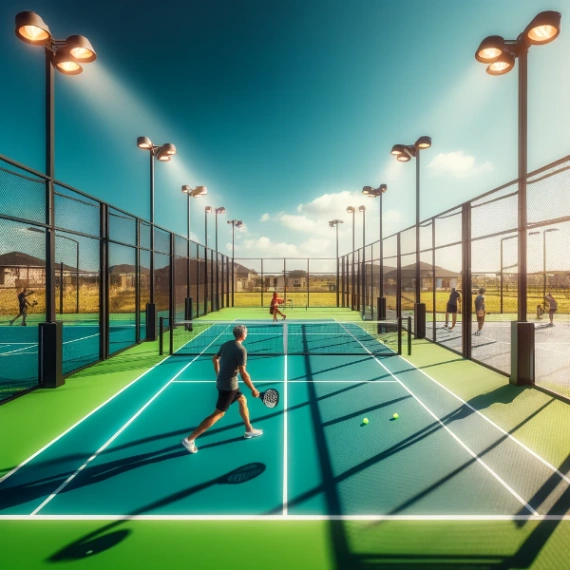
1;319;569;520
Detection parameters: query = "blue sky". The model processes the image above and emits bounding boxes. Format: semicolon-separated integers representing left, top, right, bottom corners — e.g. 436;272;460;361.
1;0;569;264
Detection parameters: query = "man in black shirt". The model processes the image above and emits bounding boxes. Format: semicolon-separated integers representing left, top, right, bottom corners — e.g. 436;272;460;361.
181;324;263;454
444;287;461;330
10;288;35;326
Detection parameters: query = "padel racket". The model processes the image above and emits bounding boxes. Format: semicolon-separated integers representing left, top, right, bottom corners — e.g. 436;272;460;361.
259;388;279;408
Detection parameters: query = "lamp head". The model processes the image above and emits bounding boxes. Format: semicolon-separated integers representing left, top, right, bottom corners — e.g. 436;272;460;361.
362;186;373;195
137;136;152;150
205;206;212;214
157;143;176;161
379;183;387;193
487;51;515;75
415;136;431;150
193;186;207;197
15;11;51;45
397;153;411;162
54;47;82;75
390;144;405;156
359;205;366;212
475;35;505;63
215;207;226;214
65;35;96;63
525;11;561;45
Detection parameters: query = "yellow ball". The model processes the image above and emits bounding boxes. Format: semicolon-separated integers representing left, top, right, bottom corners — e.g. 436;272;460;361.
363;418;369;424
393;413;399;419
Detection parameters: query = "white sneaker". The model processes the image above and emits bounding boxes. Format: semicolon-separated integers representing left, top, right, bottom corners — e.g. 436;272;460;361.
181;438;198;454
244;428;263;439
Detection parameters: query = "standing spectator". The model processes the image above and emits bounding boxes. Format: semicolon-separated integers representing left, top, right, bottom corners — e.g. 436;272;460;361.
545;292;557;327
444;287;461;330
474;288;486;336
10;288;34;326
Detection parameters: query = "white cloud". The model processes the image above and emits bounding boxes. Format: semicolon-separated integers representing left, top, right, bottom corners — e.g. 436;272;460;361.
296;190;362;218
242;236;299;257
427;151;493;179
260;213;270;222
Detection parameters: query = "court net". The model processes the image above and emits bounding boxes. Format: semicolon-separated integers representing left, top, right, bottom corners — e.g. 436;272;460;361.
160;320;408;357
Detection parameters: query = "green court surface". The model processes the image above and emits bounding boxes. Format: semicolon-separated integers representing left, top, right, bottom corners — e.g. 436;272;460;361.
1;308;570;569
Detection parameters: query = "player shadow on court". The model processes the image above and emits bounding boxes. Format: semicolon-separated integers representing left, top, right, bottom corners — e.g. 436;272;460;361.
352;454;570;569
46;462;266;562
441;384;529;424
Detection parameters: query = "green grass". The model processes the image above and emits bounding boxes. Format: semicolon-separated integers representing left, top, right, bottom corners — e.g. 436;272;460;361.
1;310;570;569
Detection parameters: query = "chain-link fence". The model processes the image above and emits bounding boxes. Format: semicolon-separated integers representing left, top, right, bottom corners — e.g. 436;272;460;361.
0;155;231;402
2;152;570;402
340;155;570;400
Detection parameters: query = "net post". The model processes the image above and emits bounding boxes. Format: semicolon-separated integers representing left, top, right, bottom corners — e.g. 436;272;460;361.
169;317;174;355
377;296;386;333
397;317;402;355
185;297;193;332
283;321;288;355
407;316;412;355
159;316;164;355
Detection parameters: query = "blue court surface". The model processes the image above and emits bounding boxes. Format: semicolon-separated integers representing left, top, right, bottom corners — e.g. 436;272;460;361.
1;320;569;521
0;322;138;397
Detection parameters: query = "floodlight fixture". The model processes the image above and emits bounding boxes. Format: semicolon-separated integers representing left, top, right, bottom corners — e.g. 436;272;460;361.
54;48;83;75
15;12;96;76
525;11;561;45
475;35;505;63
359;205;366;212
65;35;97;62
182;185;208;197
15;11;52;45
487;51;516;75
347;206;355;213
415;136;432;150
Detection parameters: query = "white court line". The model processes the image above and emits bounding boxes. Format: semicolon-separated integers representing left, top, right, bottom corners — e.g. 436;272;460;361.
0;332;100;356
395;353;570;487
337;321;539;515
2;514;570;521
172;380;397;383
0;352;174;486
283;353;288;516
30;323;233;516
172;380;278;383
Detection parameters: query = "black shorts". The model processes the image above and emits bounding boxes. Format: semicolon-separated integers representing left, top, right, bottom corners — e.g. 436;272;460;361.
216;389;243;411
446;303;457;314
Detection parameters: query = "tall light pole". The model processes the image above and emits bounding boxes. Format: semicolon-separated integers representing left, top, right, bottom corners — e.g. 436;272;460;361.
475;11;561;323
347;206;356;310
359;205;366;315
363;184;388;318
214;207;226;310
15;11;96;324
329;219;344;307
227;219;243;307
136;137;176;339
181;185;207;320
391;136;431;336
204;206;212;313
